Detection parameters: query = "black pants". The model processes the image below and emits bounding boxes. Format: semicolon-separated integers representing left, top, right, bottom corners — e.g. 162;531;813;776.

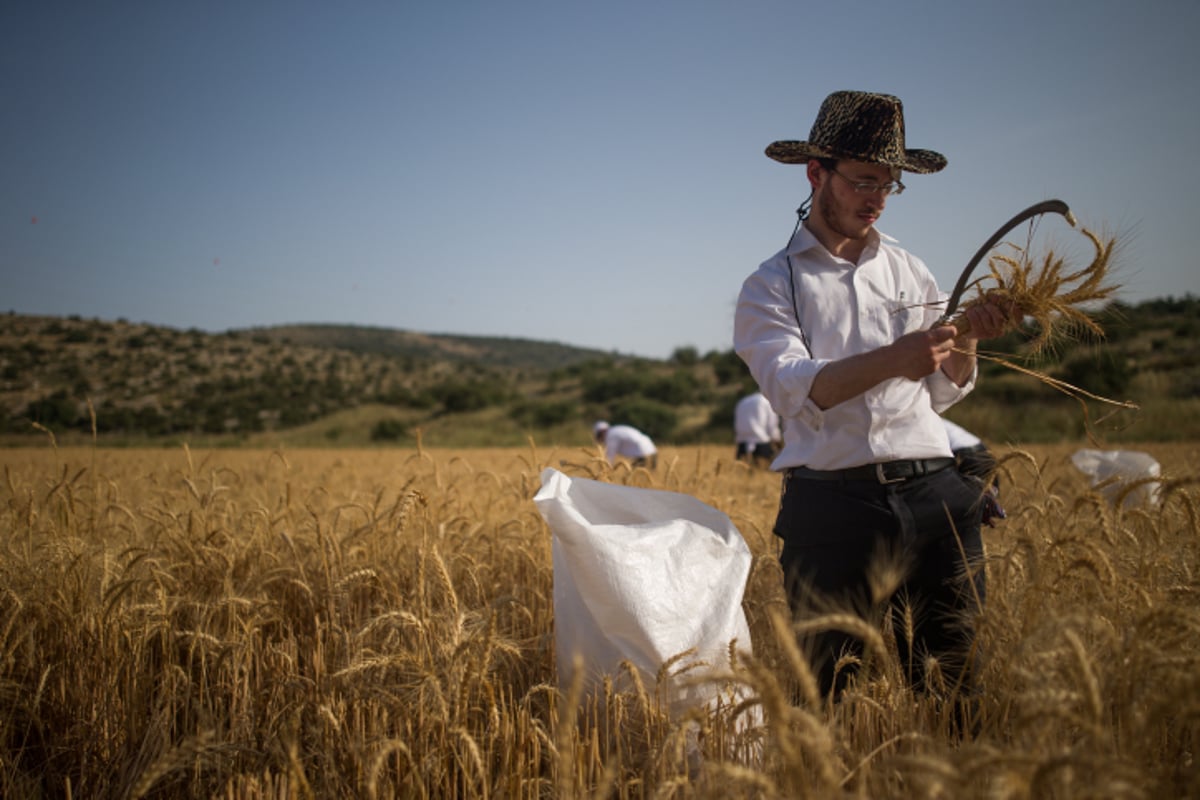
736;441;777;465
775;466;987;699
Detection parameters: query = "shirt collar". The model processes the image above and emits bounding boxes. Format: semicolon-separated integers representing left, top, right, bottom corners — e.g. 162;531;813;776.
786;223;897;259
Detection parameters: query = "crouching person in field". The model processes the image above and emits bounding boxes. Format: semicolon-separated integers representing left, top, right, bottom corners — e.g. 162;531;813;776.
593;420;658;470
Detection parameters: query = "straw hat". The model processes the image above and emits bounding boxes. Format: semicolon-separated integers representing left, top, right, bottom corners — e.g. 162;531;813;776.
765;90;946;174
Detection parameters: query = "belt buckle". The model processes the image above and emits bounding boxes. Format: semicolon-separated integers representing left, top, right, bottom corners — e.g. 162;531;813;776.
875;462;905;484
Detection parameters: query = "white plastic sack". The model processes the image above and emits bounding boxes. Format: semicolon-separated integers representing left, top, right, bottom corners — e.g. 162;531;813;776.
533;467;753;714
1071;449;1162;509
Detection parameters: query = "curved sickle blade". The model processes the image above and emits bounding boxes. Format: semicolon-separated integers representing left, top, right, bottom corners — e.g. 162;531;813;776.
937;199;1076;325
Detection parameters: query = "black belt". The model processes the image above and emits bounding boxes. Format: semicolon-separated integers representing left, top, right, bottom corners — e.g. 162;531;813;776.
787;457;956;485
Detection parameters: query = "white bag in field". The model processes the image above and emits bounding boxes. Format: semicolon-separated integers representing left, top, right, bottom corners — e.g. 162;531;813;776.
533;467;754;714
1071;449;1162;509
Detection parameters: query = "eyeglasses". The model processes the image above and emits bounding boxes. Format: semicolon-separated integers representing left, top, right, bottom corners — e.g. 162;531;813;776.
829;168;905;197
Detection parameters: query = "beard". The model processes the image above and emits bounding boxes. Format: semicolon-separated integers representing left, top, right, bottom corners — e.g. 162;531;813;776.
815;185;876;241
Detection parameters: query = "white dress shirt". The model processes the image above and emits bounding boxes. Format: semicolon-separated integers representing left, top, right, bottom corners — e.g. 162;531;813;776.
733;224;974;471
734;392;782;446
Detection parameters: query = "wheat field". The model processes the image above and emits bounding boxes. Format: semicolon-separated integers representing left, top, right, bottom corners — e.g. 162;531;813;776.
1;439;1198;798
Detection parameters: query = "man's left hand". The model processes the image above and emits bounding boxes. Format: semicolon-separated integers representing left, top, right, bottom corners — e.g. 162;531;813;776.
961;293;1019;341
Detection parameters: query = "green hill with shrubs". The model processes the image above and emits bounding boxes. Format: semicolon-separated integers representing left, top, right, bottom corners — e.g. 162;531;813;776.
2;296;1197;448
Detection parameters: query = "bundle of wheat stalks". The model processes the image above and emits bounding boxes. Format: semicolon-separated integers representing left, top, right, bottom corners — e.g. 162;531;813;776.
947;223;1139;435
950;223;1117;349
950;224;1119;356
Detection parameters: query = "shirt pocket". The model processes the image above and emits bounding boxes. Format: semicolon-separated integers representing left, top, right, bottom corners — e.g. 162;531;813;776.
889;294;925;338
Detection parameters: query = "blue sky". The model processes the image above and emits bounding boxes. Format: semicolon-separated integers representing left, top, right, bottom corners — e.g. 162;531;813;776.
4;1;1198;359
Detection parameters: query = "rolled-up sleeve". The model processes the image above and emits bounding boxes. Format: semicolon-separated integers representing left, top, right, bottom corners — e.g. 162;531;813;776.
926;367;973;412
733;265;830;428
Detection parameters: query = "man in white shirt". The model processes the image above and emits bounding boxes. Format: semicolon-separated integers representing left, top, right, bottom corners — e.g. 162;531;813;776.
733;91;1018;708
734;391;782;467
593;420;658;470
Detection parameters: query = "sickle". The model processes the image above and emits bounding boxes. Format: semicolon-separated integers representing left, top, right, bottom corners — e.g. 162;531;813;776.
937;199;1077;327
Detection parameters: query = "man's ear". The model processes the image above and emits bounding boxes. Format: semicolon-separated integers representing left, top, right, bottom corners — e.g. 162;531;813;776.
805;159;824;190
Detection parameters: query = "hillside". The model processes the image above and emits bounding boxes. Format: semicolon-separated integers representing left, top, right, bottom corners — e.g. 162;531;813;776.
2;297;1198;447
239;323;613;369
0;313;723;447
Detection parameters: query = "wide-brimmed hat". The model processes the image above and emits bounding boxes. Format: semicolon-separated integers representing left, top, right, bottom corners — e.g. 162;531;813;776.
766;90;946;174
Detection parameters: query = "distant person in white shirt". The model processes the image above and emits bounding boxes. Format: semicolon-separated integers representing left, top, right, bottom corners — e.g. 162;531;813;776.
734;391;782;467
941;418;1005;527
593;420;658;470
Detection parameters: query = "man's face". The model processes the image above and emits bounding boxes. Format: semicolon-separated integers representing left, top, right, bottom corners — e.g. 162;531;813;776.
812;159;896;242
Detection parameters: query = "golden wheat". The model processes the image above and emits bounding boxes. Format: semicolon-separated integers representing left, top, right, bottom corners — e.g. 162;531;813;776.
0;442;1197;797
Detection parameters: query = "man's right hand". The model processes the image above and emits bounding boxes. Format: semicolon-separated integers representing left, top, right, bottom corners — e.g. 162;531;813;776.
808;325;957;409
888;326;957;381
